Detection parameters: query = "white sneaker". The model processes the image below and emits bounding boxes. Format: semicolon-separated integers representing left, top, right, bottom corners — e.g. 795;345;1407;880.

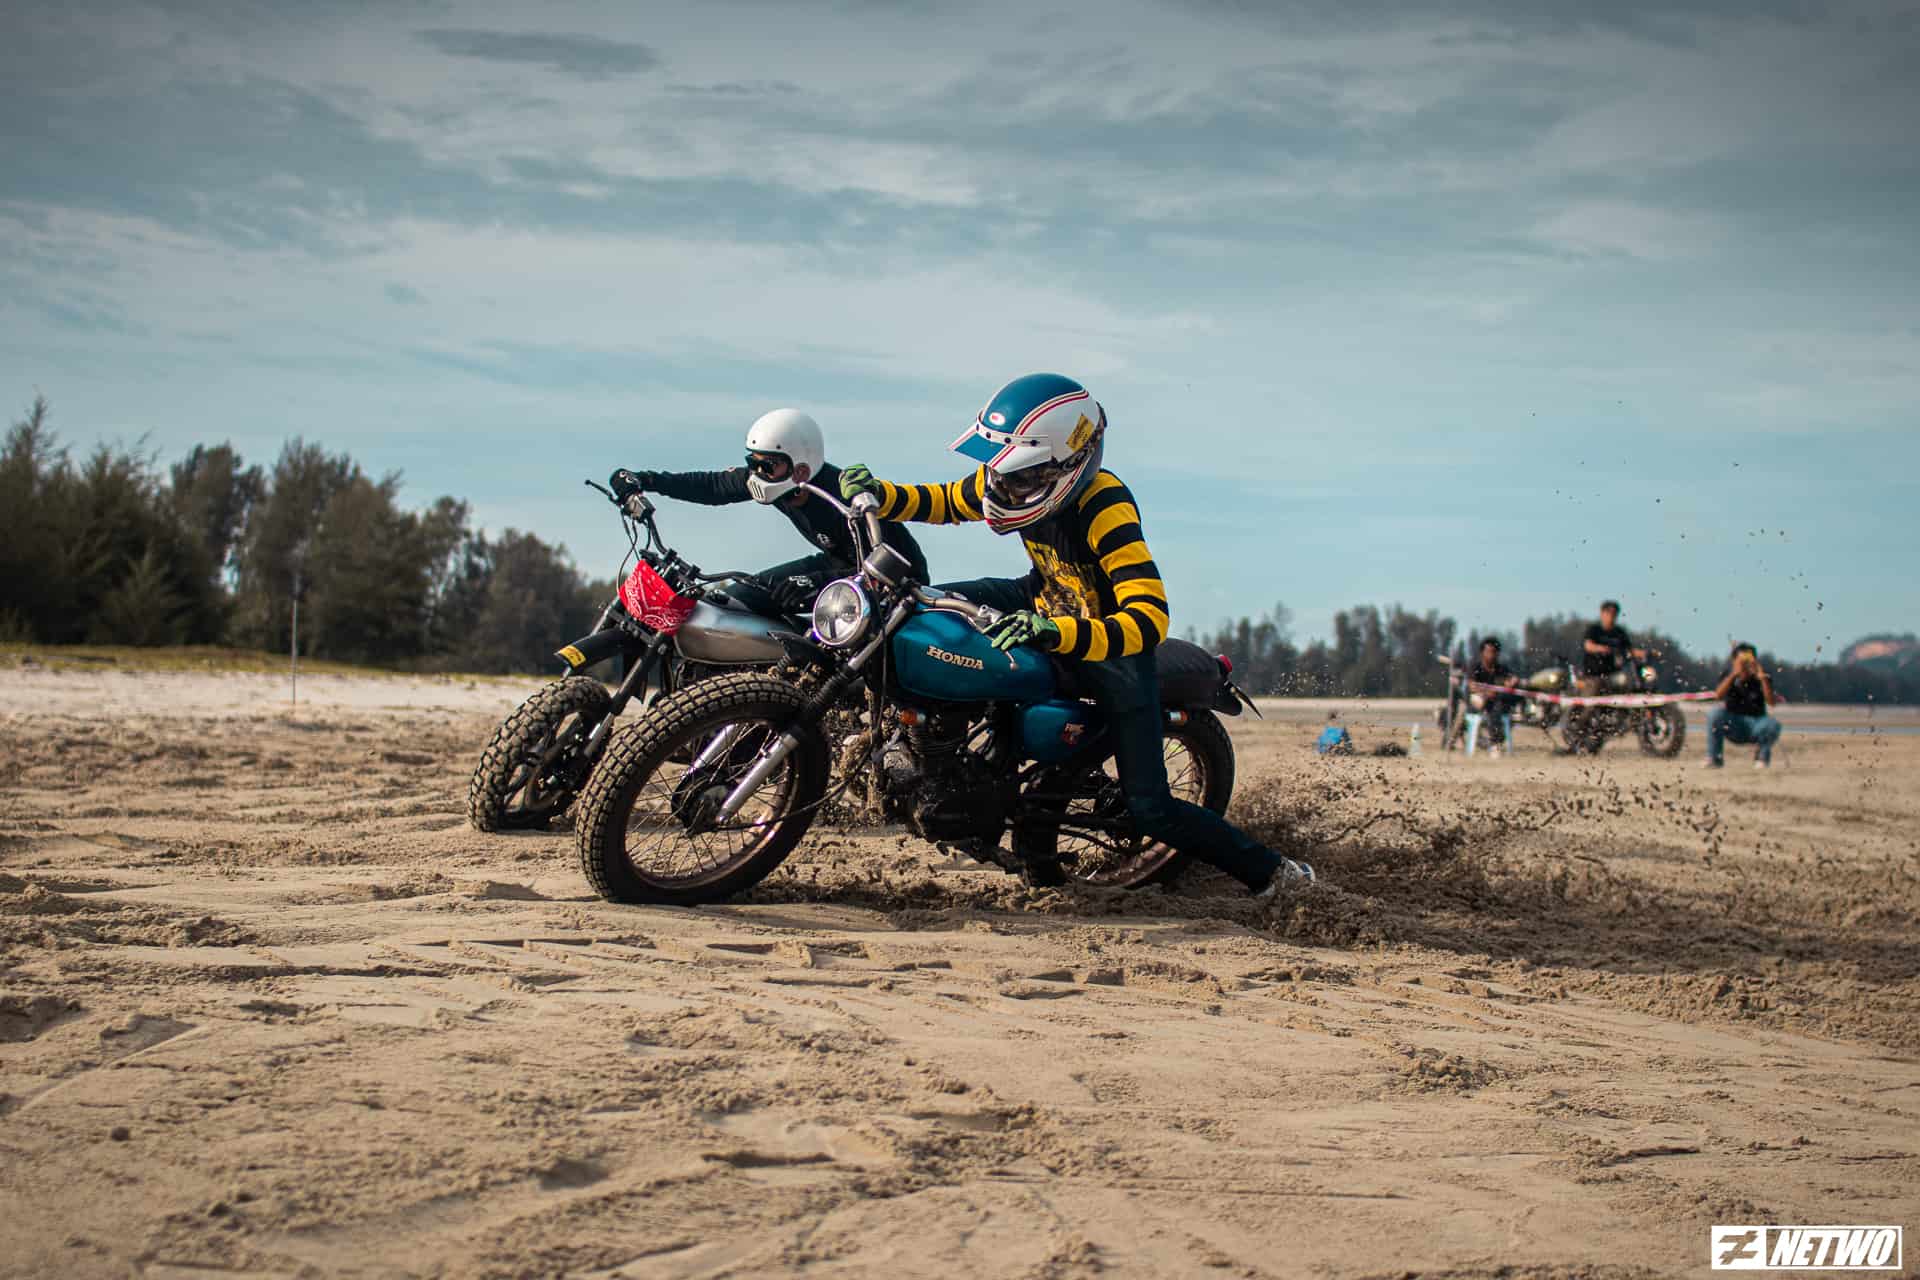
1753;760;1769;770
1254;858;1316;902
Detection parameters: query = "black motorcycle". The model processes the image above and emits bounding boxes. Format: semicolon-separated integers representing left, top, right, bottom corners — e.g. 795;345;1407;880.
467;482;811;832
573;485;1255;905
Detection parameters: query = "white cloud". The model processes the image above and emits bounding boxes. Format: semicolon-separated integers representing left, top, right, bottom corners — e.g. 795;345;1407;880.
1532;200;1721;261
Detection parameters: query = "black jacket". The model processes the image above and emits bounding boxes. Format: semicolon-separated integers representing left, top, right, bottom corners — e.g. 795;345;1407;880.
632;462;930;583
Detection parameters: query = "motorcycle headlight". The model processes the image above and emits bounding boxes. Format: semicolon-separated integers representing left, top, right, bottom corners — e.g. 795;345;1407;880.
810;578;872;648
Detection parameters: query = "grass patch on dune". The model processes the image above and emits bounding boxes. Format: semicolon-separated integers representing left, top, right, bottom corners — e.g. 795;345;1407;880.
0;643;534;683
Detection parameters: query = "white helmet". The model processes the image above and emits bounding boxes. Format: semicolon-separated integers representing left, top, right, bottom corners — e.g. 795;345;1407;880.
950;373;1106;534
743;408;825;503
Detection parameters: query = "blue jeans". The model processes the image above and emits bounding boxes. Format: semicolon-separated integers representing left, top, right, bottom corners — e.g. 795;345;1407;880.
938;577;1284;890
1464;711;1512;756
1708;707;1782;764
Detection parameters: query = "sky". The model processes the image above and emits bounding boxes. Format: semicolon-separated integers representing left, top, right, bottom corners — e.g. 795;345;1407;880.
5;0;1917;662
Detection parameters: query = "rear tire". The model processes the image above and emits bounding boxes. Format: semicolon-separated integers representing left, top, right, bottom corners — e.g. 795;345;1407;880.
574;674;828;905
1638;704;1687;757
1014;710;1234;890
468;677;611;832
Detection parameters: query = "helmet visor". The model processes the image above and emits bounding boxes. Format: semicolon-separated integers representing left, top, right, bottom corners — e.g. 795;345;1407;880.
986;459;1069;503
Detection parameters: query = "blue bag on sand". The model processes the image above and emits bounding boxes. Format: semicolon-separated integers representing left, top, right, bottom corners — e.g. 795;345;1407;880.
1315;725;1353;755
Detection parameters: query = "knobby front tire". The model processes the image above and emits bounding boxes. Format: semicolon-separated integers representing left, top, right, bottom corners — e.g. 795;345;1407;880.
468;677;611;832
573;673;828;905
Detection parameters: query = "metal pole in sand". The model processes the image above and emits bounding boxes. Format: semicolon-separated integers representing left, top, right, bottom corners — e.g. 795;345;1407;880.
290;564;301;712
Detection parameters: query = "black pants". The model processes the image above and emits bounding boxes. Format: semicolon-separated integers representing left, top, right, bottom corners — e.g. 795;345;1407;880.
939;577;1283;890
758;553;838;591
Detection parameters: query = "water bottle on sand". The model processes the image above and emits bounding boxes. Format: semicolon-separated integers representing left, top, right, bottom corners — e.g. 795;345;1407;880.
1410;724;1423;756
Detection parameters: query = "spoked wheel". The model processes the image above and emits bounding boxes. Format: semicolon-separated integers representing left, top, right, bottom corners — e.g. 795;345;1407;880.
1014;711;1235;890
1638;704;1687;757
468;677;611;832
574;674;828;904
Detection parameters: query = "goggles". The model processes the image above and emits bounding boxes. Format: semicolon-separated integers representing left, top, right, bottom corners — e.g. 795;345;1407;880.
745;451;792;481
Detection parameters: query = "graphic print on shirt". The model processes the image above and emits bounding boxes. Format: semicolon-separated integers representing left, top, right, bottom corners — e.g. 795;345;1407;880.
1022;540;1102;620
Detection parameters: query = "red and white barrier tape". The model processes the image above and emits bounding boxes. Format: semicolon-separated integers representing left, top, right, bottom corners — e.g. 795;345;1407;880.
1465;680;1719;709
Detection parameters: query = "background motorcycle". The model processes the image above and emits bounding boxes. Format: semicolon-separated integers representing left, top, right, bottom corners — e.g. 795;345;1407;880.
466;482;810;832
1438;653;1685;757
1560;657;1687;757
573;485;1256;904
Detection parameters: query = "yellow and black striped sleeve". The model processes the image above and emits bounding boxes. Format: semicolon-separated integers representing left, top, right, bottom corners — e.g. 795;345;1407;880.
1048;474;1171;663
873;468;988;525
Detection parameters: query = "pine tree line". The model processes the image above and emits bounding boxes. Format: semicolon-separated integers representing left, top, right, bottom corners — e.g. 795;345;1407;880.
1;397;603;672
1190;604;1920;705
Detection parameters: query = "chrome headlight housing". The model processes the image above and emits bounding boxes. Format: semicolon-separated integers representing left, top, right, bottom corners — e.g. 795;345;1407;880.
810;578;872;648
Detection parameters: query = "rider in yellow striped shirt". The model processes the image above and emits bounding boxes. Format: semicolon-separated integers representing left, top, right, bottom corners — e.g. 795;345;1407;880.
840;373;1313;898
864;462;1168;663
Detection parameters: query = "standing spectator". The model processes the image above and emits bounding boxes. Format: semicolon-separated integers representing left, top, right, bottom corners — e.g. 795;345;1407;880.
1580;599;1647;691
1707;643;1784;769
1465;638;1520;757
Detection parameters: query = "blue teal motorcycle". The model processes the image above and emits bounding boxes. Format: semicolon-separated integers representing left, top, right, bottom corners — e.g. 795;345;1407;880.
574;486;1254;904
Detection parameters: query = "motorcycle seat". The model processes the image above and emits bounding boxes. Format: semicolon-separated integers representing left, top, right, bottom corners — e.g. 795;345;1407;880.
1052;637;1226;707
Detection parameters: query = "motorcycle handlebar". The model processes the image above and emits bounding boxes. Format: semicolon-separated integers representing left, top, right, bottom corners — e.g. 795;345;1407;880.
909;586;999;629
584;478;656;523
797;481;886;556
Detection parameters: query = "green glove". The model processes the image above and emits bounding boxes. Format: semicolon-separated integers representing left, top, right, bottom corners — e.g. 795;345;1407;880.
839;463;881;502
986;609;1061;653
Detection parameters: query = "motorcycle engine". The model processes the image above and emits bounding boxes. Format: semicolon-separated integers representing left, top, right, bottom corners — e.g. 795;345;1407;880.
899;712;1007;843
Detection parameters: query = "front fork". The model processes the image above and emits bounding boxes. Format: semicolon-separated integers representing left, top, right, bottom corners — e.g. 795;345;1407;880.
710;600;903;823
578;630;674;765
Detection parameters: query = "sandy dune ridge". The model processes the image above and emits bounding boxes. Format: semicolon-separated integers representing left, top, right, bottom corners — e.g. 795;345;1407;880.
2;670;1916;1278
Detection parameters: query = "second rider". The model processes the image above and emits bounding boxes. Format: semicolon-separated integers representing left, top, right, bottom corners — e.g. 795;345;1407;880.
609;409;929;614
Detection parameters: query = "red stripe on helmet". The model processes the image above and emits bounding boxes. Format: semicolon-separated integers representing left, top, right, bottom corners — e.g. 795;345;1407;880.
1014;389;1088;437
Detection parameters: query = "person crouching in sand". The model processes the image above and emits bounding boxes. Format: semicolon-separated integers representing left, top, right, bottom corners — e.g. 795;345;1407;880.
1707;643;1784;769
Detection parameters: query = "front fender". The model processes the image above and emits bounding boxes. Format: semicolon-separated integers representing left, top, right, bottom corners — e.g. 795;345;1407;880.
555;628;645;673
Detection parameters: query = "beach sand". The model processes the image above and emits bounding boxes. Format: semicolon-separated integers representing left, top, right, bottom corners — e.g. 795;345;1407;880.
3;669;1916;1277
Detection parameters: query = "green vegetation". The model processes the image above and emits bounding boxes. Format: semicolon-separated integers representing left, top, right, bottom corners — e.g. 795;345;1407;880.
2;396;607;673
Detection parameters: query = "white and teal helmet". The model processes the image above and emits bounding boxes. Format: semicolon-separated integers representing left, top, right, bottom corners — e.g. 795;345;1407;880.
950;373;1106;534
